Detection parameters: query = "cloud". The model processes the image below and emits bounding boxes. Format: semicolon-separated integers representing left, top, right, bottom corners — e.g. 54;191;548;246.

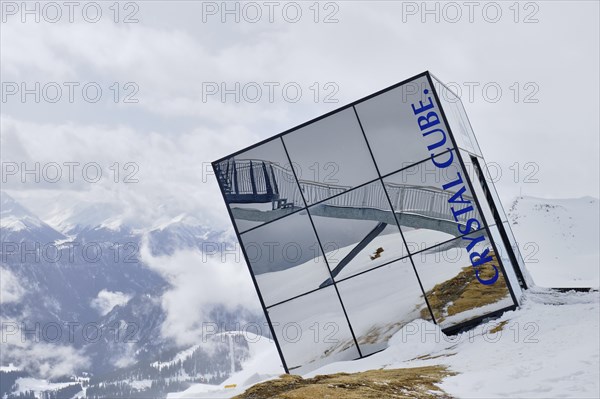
139;238;261;347
2;2;599;206
2;342;90;379
91;289;132;316
0;316;90;379
0;267;25;304
0;116;252;231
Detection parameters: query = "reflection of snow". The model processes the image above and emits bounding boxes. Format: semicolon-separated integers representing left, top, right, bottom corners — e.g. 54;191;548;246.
255;254;331;306
256;228;453;307
337;258;428;355
328;226;411;280
440;300;513;326
257;227;515;371
268;286;360;374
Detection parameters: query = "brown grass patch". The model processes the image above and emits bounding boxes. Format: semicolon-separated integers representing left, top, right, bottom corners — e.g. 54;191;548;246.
420;252;510;323
489;320;508;334
414;353;457;361
233;366;456;399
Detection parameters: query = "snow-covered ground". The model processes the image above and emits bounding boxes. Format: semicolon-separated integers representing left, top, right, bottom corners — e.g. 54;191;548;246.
12;378;80;397
167;332;284;399
302;288;599;398
508;196;599;289
169;196;600;399
169;288;600;399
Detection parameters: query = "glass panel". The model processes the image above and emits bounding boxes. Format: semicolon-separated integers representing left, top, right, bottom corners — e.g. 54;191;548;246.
489;225;523;301
460;150;495;226
355;75;454;176
431;75;482;156
412;230;515;328
214;138;304;234
309;180;409;281
503;221;529;285
268;285;360;374
476;156;509;224
240;211;332;307
337;257;431;356
383;150;484;252
282;108;379;205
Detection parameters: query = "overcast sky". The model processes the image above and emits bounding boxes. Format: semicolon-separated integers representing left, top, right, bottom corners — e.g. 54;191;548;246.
1;1;599;229
1;1;598;369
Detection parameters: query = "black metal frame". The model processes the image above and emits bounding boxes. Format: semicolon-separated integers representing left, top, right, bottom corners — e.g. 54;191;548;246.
428;73;528;291
426;73;520;309
212;71;527;374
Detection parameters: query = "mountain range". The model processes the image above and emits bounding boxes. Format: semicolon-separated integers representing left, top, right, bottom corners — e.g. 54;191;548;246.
0;191;266;398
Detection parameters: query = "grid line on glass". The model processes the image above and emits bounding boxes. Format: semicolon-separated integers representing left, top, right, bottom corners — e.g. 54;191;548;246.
351;104;437;325
263;224;491;312
426;74;519;308
211;71;528;375
280;135;364;358
236;146;460;238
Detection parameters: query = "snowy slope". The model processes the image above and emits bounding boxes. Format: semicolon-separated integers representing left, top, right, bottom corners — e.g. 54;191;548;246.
508;196;599;288
168;289;599;399
303;289;599;398
168;332;284;398
171;196;600;399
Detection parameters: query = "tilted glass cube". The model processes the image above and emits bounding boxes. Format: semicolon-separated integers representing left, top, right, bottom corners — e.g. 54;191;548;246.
213;71;528;375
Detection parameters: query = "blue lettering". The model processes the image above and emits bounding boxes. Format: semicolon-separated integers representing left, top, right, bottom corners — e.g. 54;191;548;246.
458;217;481;234
417;111;440;131
475;265;499;285
431;150;454;168
423;128;448;152
451;205;474;221
462;233;486;252
411;89;499;285
442;172;463;190
411;96;435;114
448;186;471;205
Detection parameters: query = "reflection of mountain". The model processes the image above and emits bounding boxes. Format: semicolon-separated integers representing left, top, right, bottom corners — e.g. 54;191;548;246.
0;192;264;398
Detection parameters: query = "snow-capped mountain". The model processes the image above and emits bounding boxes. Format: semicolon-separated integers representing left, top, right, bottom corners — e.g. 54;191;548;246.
0;192;262;399
2;193;597;398
0;192;66;243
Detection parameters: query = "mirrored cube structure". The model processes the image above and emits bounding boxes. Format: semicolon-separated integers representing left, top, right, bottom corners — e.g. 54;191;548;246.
212;71;528;374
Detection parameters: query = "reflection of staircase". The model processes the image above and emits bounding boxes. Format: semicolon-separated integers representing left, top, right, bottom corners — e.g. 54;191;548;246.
215;159;294;210
216;159;475;234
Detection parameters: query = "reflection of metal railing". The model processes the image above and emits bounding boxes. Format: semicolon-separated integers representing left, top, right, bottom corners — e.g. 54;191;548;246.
215;159;301;208
216;159;473;223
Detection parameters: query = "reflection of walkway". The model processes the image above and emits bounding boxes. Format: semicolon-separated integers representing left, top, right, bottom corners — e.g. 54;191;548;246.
216;159;473;236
